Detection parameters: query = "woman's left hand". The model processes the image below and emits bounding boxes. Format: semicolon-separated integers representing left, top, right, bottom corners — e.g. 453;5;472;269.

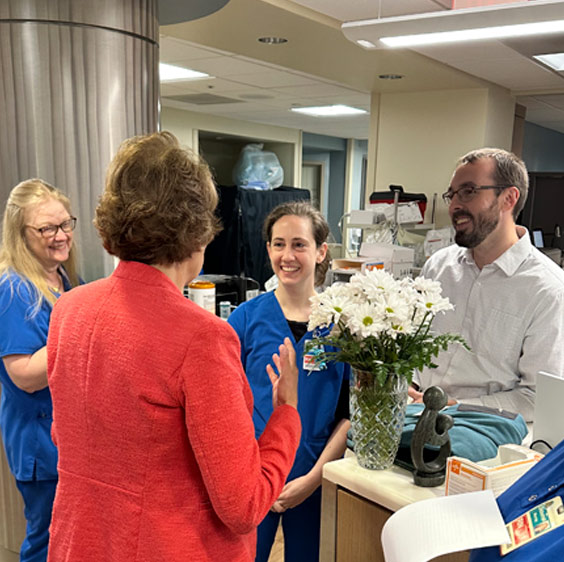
270;473;318;512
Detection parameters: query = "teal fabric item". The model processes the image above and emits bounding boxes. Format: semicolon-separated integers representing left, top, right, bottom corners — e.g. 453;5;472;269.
399;403;528;462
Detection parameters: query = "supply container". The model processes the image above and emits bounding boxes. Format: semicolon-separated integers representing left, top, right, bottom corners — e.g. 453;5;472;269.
188;280;216;314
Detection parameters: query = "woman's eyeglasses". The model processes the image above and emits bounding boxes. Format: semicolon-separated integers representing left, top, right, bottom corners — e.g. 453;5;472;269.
27;217;77;238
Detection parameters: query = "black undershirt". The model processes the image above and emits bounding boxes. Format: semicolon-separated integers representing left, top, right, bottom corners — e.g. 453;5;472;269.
286;319;349;421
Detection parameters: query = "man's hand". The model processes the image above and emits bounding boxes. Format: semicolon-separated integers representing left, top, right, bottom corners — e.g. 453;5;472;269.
408;385;424;403
409;385;457;406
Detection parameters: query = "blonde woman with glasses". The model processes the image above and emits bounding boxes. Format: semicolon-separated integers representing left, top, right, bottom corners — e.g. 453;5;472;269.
0;179;80;562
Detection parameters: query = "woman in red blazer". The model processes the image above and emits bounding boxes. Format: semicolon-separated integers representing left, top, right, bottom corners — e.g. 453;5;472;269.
46;131;301;562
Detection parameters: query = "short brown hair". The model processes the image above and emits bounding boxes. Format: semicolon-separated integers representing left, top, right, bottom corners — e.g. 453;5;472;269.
95;131;220;265
457;148;529;220
263;201;331;287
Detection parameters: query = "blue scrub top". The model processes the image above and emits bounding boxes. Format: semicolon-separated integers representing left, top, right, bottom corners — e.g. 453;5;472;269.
228;291;349;480
469;439;564;561
0;271;70;481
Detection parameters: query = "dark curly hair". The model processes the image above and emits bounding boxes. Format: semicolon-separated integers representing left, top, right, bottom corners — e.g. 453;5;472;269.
95;131;221;265
263;201;331;287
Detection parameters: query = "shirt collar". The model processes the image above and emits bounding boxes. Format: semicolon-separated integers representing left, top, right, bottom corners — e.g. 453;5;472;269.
458;226;532;276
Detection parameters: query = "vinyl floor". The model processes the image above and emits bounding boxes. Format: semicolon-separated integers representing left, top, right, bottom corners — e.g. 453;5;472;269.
268;523;284;562
0;546;18;562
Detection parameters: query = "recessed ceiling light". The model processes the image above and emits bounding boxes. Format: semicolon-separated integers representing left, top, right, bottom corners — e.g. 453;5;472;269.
290;105;367;117
378;74;404;80
356;39;377;49
533;52;564;71
159;63;211;82
258;36;288;45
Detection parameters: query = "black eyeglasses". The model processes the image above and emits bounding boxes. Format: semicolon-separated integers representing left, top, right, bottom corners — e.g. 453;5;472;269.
27;217;77;238
442;185;512;205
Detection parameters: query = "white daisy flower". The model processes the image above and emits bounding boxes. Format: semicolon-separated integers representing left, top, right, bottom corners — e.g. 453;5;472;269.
346;303;387;339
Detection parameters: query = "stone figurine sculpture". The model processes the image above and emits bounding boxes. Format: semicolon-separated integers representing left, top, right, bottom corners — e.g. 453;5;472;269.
410;386;454;487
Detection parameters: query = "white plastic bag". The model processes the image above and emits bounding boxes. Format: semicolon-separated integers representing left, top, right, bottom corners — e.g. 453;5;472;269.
232;144;284;190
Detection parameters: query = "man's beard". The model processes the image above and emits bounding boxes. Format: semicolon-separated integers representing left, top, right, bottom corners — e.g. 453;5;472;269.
453;199;499;249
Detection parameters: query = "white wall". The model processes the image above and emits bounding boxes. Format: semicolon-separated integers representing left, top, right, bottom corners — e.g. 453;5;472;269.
372;88;515;227
161;105;302;186
484;86;515;150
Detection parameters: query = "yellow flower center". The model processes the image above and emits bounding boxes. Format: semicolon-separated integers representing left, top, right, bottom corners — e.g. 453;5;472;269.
362;316;373;326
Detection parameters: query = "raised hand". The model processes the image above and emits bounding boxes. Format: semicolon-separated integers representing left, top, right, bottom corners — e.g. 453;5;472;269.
266;337;298;410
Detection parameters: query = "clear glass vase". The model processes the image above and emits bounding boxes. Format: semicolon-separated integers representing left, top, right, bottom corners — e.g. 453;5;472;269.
350;368;409;470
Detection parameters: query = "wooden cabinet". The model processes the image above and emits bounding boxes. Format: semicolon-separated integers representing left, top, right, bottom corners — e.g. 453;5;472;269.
331;488;469;562
0;437;25;553
320;459;470;562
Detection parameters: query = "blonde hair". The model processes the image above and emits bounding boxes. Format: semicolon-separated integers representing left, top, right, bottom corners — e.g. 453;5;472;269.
0;179;80;310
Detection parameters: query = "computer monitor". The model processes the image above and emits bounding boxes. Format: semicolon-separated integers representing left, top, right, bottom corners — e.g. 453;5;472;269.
533;371;564;449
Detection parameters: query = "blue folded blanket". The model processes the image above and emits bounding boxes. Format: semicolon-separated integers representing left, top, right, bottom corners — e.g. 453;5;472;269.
399;403;528;462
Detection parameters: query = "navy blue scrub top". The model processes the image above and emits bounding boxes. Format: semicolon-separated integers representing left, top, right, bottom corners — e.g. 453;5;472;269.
228;290;349;481
470;439;564;561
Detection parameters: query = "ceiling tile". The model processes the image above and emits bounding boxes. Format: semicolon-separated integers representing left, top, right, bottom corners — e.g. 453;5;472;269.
526;107;564;121
228;70;321;88
270;83;366;98
184;56;275;77
533;94;564;110
415;41;519;65
159;36;226;63
457;57;564;91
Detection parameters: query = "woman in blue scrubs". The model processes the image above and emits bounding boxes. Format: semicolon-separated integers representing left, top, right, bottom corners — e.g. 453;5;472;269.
229;201;350;562
0;179;81;562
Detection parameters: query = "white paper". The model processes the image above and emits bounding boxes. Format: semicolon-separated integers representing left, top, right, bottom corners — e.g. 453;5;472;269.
381;490;510;562
370;201;422;224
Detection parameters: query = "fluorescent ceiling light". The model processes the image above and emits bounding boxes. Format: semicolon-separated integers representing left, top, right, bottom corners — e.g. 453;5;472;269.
159;63;211;82
342;0;564;49
533;52;564;71
291;105;367;117
381;20;564;47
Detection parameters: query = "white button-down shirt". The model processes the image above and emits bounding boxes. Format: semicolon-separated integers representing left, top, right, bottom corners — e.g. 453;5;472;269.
415;226;564;421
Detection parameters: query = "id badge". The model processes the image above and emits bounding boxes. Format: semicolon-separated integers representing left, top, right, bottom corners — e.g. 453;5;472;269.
302;340;326;372
500;495;564;556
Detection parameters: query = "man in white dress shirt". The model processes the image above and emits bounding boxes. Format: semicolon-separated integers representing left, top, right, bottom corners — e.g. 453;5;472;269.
411;148;564;422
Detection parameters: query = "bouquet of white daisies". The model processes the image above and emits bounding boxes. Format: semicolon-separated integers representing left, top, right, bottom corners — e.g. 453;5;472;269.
307;269;466;385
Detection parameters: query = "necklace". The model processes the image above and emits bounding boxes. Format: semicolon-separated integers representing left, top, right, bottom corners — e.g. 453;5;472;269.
47;274;63;293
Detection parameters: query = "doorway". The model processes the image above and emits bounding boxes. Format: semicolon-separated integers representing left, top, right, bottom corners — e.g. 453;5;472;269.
302;161;325;210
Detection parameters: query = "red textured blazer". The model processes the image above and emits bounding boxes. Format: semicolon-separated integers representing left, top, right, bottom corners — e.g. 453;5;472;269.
46;261;301;562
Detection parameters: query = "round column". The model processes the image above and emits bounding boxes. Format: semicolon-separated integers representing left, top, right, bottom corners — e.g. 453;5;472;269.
0;0;159;280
